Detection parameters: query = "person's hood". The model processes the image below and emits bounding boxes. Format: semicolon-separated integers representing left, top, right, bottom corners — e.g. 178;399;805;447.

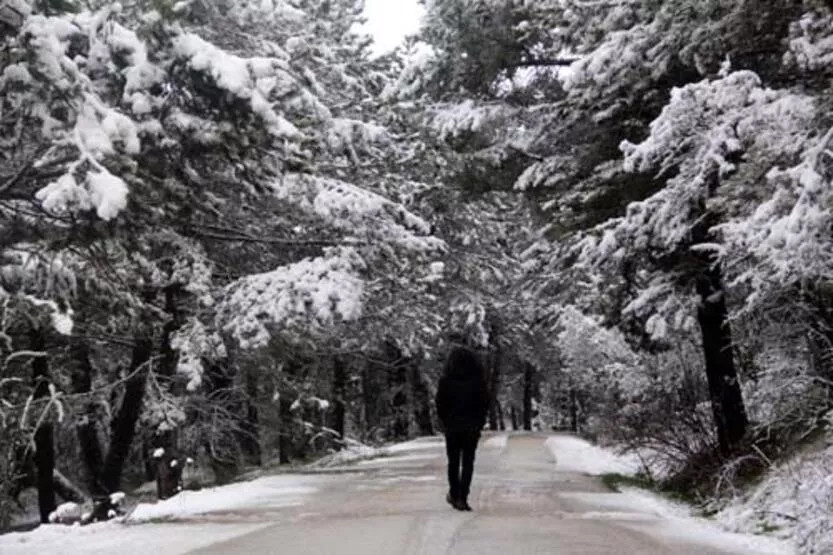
445;347;483;381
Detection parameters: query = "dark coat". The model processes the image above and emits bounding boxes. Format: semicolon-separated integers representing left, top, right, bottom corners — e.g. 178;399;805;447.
436;347;490;433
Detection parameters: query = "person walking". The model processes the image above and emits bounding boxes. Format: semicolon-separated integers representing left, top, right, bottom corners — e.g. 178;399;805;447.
435;346;490;511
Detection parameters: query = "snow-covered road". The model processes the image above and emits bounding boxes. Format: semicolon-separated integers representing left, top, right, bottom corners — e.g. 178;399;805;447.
196;433;790;554
0;433;793;554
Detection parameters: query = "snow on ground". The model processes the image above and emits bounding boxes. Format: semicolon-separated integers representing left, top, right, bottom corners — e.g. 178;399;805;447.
0;520;272;555
355;453;436;466
716;434;833;554
310;437;442;467
546;435;641;475
307;441;385;467
127;474;319;522
1;473;325;554
550;435;794;554
561;487;792;554
483;434;508;451
385;436;444;454
560;487;690;520
2;440;405;554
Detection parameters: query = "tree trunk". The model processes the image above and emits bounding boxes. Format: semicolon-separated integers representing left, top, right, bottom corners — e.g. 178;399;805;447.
331;357;347;439
158;285;183;381
278;391;294;464
510;405;518;431
204;357;238;482
100;336;152;492
409;364;434;436
69;341;105;495
522;363;534;431
240;364;261;465
485;309;503;431
487;353;501;431
30;329;56;523
150;285;185;476
569;388;579;433
155;451;183;500
696;267;748;455
385;341;410;440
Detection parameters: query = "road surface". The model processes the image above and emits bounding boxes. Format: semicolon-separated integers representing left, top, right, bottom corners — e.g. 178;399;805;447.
192;433;777;554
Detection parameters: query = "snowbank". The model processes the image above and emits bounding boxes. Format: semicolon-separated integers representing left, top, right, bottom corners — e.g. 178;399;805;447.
561;487;690;519
309;436;444;468
561;487;792;554
127;474;318;522
385;436;444;454
545;435;641;475
0;520;270;555
549;435;794;553
616;488;792;555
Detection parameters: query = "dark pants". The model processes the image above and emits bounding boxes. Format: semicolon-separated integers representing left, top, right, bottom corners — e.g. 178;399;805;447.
445;429;480;502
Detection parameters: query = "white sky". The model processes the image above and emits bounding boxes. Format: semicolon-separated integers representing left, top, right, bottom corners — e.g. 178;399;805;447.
362;0;424;54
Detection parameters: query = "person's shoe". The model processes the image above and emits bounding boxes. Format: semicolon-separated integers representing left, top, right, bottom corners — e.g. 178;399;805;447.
446;492;458;509
459;499;472;511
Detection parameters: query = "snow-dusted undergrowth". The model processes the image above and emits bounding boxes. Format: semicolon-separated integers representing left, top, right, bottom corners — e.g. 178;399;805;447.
717;434;833;553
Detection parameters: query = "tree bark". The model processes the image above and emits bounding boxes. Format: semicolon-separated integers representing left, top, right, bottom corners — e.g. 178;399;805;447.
696;266;748;455
100;336;152;492
30;329;56;523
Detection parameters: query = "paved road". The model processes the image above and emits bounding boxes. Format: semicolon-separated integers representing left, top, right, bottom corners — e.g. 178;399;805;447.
192;434;775;554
